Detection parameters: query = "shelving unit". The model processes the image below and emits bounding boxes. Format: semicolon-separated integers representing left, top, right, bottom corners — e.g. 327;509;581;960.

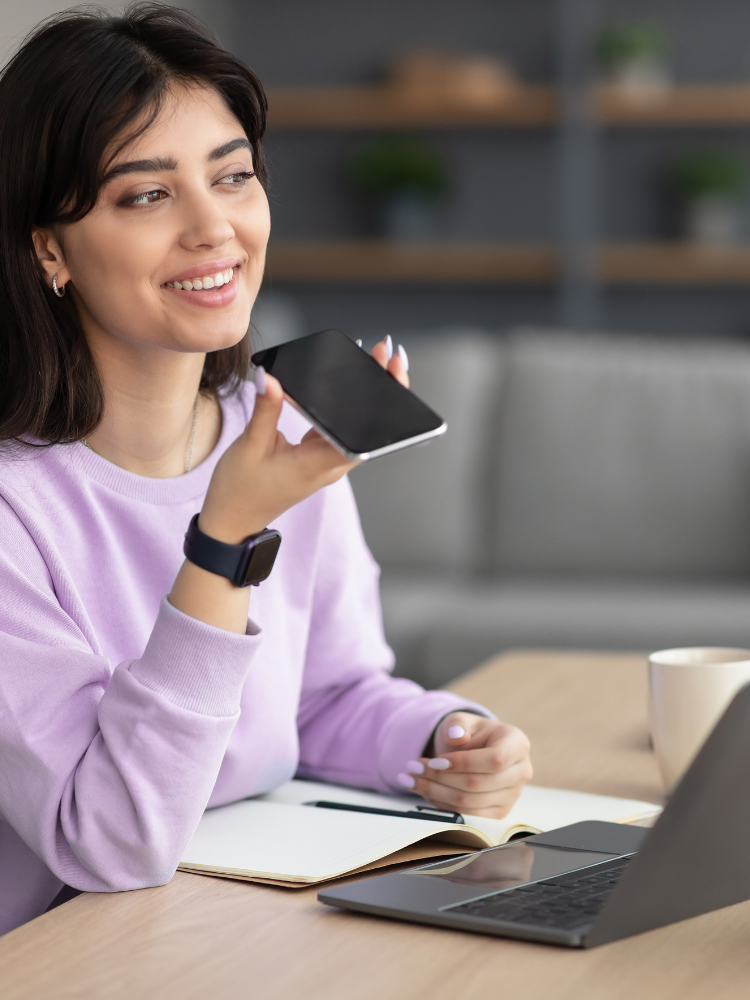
265;240;750;286
264;81;750;296
266;83;750;130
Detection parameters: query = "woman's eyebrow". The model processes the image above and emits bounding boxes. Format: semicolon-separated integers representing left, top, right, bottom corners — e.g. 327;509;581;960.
207;138;252;162
103;138;251;183
103;156;177;182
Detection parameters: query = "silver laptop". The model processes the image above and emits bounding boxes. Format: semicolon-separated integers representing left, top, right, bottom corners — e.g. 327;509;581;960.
319;682;750;947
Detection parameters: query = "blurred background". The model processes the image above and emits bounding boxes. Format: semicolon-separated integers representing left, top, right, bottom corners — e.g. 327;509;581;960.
6;1;750;685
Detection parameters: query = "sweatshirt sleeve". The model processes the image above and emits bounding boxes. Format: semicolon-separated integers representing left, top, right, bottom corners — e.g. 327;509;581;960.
296;477;492;793
0;498;262;894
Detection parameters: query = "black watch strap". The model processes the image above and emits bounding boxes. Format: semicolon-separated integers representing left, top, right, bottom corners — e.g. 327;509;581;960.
183;514;282;588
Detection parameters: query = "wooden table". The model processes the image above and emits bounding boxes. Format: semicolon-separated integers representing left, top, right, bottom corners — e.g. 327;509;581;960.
3;651;750;1000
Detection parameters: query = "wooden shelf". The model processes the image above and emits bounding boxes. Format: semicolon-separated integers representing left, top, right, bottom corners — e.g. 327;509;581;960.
264;240;750;286
264;241;557;284
600;243;750;284
597;84;750;127
266;83;750;129
266;85;556;129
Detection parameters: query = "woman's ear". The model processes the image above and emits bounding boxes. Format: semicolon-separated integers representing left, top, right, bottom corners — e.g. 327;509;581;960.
32;227;71;290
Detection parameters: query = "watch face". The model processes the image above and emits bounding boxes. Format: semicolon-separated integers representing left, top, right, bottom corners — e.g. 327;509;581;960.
242;532;282;586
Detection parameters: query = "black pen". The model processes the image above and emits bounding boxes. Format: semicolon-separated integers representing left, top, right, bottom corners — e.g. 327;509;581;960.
305;800;464;824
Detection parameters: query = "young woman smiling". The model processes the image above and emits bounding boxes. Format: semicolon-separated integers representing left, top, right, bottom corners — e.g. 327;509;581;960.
0;4;532;933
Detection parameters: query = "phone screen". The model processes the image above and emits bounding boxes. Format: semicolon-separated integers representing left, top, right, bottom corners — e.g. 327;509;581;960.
251;329;445;458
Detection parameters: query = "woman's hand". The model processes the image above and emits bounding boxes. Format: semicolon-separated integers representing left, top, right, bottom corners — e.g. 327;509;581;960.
201;336;408;544
397;711;533;819
199;369;355;545
171;367;354;632
170;336;409;632
369;335;410;389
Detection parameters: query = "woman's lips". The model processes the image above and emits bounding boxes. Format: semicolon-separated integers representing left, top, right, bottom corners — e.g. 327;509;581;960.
166;257;240;284
164;271;240;309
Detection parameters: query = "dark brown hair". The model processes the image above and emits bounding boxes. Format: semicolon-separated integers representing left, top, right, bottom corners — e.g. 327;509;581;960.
0;3;267;444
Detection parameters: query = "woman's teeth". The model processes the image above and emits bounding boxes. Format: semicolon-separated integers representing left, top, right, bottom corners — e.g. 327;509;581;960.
166;267;234;291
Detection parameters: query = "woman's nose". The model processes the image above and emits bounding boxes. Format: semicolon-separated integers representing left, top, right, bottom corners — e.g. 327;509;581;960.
178;190;235;250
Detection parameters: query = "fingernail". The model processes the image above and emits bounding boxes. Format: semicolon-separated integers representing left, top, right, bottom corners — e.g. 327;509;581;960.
356;338;363;348
397;772;416;789
385;335;393;361
406;759;424;775
448;725;465;739
254;365;267;395
428;758;451;770
398;344;409;372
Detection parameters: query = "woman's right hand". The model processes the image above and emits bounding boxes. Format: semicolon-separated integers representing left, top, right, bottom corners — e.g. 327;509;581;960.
169;338;408;632
199;368;355;545
169;368;355;632
200;334;409;544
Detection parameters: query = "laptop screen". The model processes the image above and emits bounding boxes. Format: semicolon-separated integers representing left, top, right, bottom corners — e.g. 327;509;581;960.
407;842;618;893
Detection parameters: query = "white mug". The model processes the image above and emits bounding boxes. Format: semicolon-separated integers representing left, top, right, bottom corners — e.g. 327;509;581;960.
648;647;750;790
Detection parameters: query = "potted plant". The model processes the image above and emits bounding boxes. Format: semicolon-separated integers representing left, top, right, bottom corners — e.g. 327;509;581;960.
594;21;672;97
345;135;450;240
670;150;748;244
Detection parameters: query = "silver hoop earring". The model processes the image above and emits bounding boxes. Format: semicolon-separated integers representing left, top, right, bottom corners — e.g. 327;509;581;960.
51;274;65;298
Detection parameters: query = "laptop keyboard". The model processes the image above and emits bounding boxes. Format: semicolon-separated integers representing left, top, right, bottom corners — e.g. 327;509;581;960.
446;856;632;931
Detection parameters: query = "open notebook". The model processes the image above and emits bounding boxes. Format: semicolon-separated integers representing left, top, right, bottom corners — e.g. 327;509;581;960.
178;779;661;888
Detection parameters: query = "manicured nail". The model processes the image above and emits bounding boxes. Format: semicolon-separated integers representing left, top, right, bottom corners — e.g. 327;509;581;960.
397;773;415;789
385;335;393;361
356;338;363;348
254;365;267;395
398;344;409;372
448;725;465;739
406;760;424;775
428;758;451;770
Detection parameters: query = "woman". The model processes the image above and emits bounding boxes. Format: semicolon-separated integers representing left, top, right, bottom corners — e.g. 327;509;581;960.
0;4;532;934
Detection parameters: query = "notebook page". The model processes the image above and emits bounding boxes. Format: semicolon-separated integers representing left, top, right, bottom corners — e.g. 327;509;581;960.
180;799;463;882
496;785;661;836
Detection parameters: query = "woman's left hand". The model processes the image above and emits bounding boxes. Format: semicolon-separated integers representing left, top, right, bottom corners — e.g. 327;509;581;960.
398;711;533;818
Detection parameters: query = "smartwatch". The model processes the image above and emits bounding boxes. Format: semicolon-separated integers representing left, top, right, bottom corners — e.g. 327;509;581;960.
183;514;282;588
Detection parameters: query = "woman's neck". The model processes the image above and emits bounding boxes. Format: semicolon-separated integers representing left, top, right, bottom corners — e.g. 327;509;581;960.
83;342;223;478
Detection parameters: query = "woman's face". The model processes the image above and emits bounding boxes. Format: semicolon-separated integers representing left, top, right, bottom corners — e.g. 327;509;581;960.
52;83;270;358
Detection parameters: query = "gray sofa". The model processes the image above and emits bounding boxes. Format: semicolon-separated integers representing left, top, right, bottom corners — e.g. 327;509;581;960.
349;328;750;689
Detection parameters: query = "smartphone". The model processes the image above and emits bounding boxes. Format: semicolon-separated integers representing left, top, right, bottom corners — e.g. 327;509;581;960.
251;329;446;461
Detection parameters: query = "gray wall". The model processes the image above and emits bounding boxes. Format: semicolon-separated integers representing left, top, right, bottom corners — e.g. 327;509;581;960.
0;0;118;62
0;1;206;63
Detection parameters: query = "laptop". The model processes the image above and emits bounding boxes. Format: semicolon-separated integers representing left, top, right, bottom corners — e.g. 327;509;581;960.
319;682;750;947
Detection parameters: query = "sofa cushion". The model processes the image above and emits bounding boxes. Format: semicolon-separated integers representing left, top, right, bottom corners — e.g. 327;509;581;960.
381;572;750;689
350;330;502;573
491;330;750;577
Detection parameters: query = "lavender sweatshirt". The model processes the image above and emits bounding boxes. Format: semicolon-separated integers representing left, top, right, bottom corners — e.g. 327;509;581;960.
0;383;487;934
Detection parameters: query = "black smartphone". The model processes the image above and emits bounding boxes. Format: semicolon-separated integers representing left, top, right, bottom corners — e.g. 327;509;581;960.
251;329;446;461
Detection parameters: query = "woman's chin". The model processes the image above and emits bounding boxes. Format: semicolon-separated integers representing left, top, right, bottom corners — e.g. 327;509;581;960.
164;329;248;355
164;308;252;354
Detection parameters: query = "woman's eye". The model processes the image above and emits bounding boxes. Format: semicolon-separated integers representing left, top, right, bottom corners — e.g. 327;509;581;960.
122;189;167;206
217;171;255;187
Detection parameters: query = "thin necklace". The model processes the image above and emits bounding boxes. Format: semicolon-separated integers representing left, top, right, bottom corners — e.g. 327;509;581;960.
185;394;199;473
81;394;200;475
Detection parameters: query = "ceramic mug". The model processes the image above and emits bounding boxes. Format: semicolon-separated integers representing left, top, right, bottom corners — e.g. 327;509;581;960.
648;647;750;789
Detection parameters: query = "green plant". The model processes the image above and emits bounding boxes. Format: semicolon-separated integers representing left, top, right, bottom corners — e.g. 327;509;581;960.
671;150;748;201
595;21;670;68
346;135;449;201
